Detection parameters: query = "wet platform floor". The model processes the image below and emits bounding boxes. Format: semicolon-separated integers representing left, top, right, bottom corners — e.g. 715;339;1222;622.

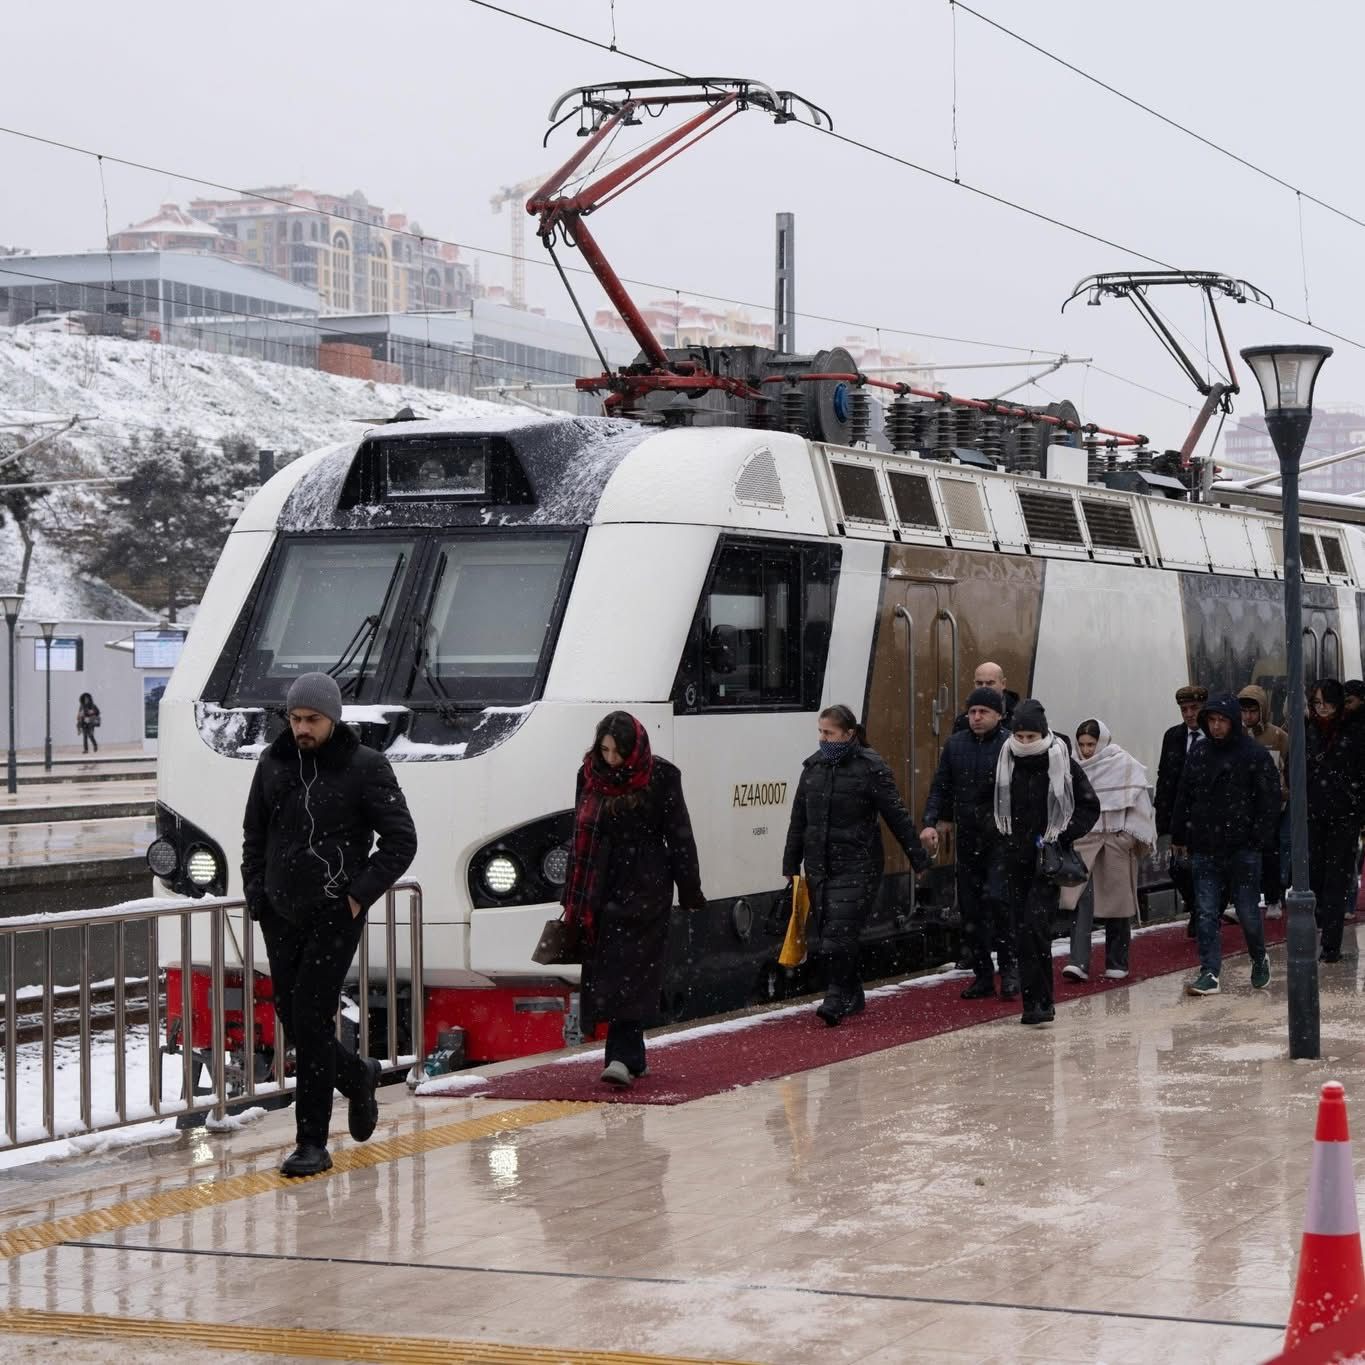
4;943;1360;1363
0;815;155;869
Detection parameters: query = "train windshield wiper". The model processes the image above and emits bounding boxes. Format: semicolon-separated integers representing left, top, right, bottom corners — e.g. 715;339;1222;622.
408;551;449;700
325;552;406;697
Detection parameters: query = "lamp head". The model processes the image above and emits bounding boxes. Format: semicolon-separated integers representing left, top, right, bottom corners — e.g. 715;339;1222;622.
0;593;23;623
1240;344;1333;415
38;620;58;641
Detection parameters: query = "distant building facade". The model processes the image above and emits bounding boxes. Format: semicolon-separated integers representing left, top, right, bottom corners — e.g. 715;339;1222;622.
108;204;240;258
1223;406;1365;496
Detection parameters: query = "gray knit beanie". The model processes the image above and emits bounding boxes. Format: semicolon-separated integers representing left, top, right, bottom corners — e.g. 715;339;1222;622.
286;672;343;725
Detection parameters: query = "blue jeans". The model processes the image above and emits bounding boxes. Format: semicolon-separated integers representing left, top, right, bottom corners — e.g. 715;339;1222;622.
1192;849;1265;976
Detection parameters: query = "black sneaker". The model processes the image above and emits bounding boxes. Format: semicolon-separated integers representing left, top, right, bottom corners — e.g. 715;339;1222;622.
348;1057;383;1143
1020;1008;1046;1026
281;1143;332;1178
1320;949;1343;964
960;978;995;1000
815;993;850;1026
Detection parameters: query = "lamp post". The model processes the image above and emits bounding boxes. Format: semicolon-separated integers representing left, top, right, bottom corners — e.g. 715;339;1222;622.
38;621;57;773
1241;343;1333;1060
0;592;23;796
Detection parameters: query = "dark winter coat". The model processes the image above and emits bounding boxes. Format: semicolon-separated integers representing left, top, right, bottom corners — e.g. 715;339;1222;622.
952;689;1019;735
923;724;1009;843
782;745;927;951
1154;722;1203;836
1304;714;1365;828
1169;701;1280;855
574;757;705;1023
241;724;417;923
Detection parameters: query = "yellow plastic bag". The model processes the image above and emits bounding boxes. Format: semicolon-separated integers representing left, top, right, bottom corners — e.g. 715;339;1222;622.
778;875;810;968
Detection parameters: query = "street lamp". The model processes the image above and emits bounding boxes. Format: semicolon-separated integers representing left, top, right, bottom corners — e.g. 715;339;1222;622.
0;592;23;797
1241;343;1333;1061
38;621;58;773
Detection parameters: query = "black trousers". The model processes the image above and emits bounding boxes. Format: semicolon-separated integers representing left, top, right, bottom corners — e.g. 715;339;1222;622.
1311;823;1358;957
958;841;1013;983
604;1021;647;1076
259;900;369;1147
996;848;1058;1013
80;723;98;753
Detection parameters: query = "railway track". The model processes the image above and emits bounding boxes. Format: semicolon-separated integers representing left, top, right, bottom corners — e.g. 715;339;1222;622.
2;984;155;1048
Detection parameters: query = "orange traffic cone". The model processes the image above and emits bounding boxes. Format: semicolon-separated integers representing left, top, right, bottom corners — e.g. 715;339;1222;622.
1285;1081;1365;1350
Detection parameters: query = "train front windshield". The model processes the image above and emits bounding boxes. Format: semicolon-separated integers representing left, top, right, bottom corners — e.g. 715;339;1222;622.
222;532;578;708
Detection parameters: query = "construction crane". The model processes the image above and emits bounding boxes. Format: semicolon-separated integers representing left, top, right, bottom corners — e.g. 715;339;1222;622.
490;175;546;310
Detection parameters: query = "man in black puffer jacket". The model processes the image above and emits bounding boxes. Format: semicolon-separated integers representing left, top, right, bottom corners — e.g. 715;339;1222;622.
783;705;928;1026
242;672;417;1177
1170;693;1279;996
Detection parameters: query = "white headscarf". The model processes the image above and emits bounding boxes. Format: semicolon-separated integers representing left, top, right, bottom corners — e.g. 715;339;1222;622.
1077;719;1156;849
994;732;1074;842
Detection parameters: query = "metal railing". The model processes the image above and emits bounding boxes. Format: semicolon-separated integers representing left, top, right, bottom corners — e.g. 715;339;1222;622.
0;880;423;1153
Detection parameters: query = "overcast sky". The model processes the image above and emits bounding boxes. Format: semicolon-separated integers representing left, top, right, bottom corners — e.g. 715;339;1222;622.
3;0;1363;452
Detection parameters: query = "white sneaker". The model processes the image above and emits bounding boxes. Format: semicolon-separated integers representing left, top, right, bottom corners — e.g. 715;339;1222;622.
1103;968;1129;979
1061;964;1088;982
1221;907;1238;923
1265;903;1283;919
600;1061;632;1088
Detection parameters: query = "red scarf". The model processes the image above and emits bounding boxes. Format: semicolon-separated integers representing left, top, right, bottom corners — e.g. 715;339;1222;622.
562;717;654;941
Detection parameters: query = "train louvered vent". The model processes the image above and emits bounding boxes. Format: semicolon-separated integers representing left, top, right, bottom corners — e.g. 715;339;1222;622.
1080;499;1141;553
832;463;886;522
938;479;989;534
1018;490;1084;545
887;471;939;529
734;447;784;508
1301;533;1323;572
1322;535;1349;575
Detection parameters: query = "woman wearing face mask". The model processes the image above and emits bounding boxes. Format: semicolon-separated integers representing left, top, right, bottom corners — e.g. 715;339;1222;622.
561;711;706;1088
992;699;1099;1026
1060;720;1156;984
782;704;927;1026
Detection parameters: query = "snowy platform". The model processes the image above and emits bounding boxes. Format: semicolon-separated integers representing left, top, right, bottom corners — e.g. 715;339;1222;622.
4;939;1362;1363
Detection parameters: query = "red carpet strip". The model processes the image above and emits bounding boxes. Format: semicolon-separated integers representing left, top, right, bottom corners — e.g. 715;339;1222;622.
420;915;1289;1107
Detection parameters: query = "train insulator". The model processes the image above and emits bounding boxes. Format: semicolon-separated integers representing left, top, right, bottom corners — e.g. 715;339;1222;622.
779;384;807;436
847;387;871;446
886;395;916;452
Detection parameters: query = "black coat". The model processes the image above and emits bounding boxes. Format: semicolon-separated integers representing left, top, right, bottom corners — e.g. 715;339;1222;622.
575;758;705;1023
1170;711;1279;855
242;724;417;923
1154;722;1202;836
923;724;1008;843
1305;716;1365;828
994;750;1100;855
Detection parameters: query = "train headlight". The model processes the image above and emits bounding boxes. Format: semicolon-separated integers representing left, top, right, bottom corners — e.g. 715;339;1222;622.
482;854;521;897
541;845;569;887
146;838;179;878
185;846;219;888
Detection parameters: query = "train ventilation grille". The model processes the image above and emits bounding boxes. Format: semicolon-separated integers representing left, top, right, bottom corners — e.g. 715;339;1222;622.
887;471;940;530
1322;534;1349;575
1017;489;1084;545
1079;499;1141;553
938;479;989;534
734;448;784;509
831;462;887;523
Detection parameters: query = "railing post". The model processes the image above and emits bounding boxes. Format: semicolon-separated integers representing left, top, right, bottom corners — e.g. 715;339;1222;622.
210;907;227;1124
409;885;424;1071
385;889;398;1066
113;923;127;1124
4;936;16;1146
147;920;162;1115
78;924;92;1132
180;913;195;1112
242;909;256;1101
357;904;370;1063
42;927;54;1140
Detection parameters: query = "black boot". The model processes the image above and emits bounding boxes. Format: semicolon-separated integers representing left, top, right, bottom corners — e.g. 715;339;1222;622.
960;977;995;1000
348;1057;383;1143
281;1143;332;1177
815;991;850;1026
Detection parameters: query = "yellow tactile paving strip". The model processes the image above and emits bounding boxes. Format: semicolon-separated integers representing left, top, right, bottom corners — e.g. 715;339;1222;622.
0;1101;595;1260
0;1309;757;1364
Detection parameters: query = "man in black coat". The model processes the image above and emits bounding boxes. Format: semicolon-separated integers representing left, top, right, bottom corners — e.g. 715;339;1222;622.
923;687;1016;1000
1154;684;1208;936
951;660;1019;734
242;672;417;1176
1170;693;1279;996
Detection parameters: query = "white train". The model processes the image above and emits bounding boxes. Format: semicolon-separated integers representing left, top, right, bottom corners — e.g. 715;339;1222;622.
148;407;1364;1064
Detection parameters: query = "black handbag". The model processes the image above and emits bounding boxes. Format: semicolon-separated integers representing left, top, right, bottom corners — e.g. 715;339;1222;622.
531;915;581;965
1036;840;1090;888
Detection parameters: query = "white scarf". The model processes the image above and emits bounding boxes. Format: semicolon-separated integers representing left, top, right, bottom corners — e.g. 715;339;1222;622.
995;732;1074;842
1078;720;1156;849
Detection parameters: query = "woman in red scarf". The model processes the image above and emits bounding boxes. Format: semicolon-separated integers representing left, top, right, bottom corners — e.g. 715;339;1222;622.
562;711;706;1088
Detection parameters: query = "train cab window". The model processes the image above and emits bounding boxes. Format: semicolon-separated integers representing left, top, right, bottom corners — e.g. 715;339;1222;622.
406;534;575;704
228;538;415;703
676;538;840;713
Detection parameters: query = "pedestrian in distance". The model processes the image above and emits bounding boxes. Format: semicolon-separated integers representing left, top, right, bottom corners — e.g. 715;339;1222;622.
1304;679;1365;963
1342;681;1365;923
922;686;1017;1001
1060;720;1156;983
76;691;100;754
241;672;417;1177
561;711;706;1089
951;659;1019;734
1154;684;1208;938
1238;684;1289;918
1170;693;1279;996
783;704;928;1027
991;700;1099;1025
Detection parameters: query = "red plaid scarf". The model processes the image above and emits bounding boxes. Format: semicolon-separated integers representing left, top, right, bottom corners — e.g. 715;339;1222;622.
562;717;654;942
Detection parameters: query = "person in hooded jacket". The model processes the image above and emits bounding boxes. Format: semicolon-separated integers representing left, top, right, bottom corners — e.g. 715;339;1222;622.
1171;693;1279;995
783;704;928;1026
922;686;1016;1000
1304;679;1365;962
1060;720;1156;982
241;672;417;1177
1237;684;1289;915
991;699;1099;1026
561;711;706;1089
